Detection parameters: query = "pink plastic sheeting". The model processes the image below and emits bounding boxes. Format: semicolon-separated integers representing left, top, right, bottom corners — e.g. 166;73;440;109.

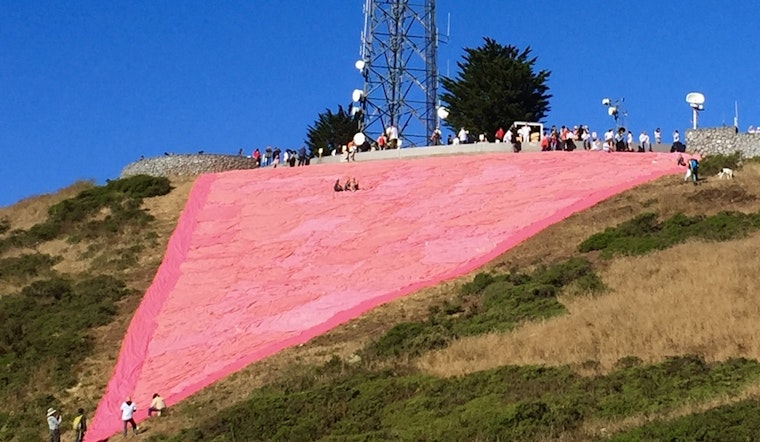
87;152;683;440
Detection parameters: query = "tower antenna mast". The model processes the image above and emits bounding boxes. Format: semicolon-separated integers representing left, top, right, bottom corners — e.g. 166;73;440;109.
356;0;438;147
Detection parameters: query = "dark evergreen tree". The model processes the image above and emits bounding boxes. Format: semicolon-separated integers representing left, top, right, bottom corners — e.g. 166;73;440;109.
440;38;551;138
305;105;362;156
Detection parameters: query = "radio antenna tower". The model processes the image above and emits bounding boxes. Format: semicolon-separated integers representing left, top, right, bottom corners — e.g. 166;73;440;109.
354;0;438;147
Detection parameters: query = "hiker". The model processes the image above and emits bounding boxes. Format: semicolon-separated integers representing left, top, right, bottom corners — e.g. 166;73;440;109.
148;393;166;417
46;407;61;442
687;158;700;185
120;396;139;437
72;408;87;442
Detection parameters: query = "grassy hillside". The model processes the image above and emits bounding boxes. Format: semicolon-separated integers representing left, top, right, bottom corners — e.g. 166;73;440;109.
2;157;760;441
0;175;196;441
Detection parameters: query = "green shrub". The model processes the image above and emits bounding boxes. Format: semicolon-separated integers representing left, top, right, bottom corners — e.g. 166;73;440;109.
0;175;172;253
363;258;602;360
0;275;133;391
459;272;495;296
699;151;743;176
0;217;9;235
579;211;760;257
149;357;760;442
0;253;61;282
609;399;760;441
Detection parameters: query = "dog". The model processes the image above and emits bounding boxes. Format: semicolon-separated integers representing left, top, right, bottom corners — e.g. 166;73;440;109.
717;168;734;179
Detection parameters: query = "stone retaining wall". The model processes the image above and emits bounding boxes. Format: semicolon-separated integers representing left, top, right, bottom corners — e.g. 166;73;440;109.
686;127;760;158
120;154;258;178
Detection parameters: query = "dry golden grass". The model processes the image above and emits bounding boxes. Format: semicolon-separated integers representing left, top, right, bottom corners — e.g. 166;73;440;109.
418;235;760;377
0;180;93;231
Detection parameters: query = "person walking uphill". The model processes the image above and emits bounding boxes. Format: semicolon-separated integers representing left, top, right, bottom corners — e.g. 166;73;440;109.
120;396;139;437
72;408;87;442
46;408;62;442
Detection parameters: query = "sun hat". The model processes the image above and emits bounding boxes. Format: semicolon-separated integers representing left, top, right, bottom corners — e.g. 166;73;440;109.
47;408;56;416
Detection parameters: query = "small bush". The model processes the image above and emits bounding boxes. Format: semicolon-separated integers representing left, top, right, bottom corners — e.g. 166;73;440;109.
699;151;743;176
0;217;10;235
459;272;495;296
0;253;61;282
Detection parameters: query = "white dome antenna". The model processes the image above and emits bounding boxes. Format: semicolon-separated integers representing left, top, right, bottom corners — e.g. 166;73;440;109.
685;92;705;129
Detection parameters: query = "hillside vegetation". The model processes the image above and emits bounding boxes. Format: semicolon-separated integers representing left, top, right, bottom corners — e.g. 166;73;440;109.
2;157;760;441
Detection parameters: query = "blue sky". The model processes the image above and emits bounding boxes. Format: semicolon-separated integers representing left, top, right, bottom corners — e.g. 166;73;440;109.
1;0;758;207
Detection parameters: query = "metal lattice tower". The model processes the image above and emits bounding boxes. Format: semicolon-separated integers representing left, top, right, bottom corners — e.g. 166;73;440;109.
357;0;438;147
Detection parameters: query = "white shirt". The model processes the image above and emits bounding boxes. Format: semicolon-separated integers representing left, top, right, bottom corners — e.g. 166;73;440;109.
627;133;633;144
47;415;61;430
639;133;647;143
603;130;613;141
387;125;398;140
519;126;531;141
121;401;137;420
673;131;680;142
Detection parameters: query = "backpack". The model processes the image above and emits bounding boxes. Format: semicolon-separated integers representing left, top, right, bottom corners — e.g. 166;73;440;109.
72;415;83;431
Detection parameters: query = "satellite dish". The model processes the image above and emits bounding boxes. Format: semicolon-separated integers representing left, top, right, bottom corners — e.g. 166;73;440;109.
355;60;366;71
601;98;611;106
353;132;366;146
352;89;364;103
436;107;449;120
685;92;705;105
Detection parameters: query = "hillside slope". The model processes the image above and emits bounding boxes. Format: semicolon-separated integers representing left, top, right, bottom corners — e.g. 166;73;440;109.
3;153;760;441
142;161;760;441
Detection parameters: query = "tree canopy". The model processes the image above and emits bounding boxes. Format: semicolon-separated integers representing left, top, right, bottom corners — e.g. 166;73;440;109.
440;37;551;137
305;105;362;155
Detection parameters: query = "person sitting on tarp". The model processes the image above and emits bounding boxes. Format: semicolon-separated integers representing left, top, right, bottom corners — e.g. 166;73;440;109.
333;179;344;192
687;158;699;185
348;177;360;191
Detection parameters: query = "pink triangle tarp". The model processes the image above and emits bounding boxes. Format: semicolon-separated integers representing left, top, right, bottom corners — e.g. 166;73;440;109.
87;152;684;440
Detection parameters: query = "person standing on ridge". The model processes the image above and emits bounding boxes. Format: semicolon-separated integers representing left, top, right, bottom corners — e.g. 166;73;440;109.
120;396;139;437
494;127;505;143
72;408;87;442
46;408;62;442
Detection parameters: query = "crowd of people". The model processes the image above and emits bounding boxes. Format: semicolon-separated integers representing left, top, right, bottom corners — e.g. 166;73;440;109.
425;123;686;154
249;145;313;168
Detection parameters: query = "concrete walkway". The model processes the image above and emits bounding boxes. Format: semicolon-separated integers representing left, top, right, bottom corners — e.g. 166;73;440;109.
309;141;677;166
